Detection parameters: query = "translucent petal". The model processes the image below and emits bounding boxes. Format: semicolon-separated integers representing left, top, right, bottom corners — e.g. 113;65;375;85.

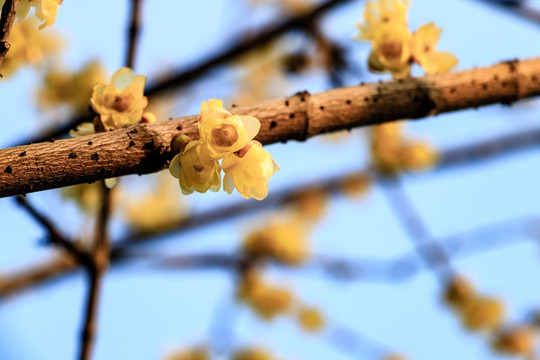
111;67;135;90
169;154;182;179
223;173;234;194
240;115;261;140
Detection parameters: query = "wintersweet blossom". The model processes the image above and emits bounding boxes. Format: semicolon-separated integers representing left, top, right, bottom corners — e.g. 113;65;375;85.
222;141;279;201
90;67;148;131
411;22;458;75
169;140;221;195
198;98;260;159
355;0;410;40
368;22;412;76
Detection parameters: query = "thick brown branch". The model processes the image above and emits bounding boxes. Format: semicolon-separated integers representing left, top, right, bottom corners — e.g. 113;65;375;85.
0;0;19;73
1;57;540;198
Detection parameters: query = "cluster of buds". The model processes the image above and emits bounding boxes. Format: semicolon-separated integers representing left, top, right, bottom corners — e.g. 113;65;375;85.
169;99;279;200
355;0;457;77
164;346;209;360
370;121;438;174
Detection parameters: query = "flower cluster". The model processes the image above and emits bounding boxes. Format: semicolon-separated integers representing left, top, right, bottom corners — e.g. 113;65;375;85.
370;121;438;174
236;270;293;320
1;18;62;77
443;275;505;332
0;0;62;29
38;60;106;112
169;99;279;200
242;220;309;265
232;347;280;360
355;0;457;76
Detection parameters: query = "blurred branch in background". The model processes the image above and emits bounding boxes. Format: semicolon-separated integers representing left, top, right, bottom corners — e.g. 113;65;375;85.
0;0;20;71
474;0;540;25
3;124;540;299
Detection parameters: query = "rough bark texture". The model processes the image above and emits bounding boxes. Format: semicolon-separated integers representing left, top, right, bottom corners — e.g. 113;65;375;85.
0;0;19;71
0;57;539;198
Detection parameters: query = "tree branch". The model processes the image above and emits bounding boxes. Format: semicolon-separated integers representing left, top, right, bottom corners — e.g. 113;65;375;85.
15;195;92;266
0;0;19;73
1;57;539;198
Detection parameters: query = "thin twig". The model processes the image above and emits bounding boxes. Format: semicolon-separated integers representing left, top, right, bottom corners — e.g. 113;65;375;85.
14;195;92;266
379;176;454;282
0;0;20;74
125;0;142;69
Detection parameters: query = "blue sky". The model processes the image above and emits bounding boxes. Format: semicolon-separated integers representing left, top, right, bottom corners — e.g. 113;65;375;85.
1;1;540;359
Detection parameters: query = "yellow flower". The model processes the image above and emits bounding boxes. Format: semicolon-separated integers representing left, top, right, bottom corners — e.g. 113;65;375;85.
222;141;279;200
164;347;209;360
38;60;106;112
1;18;62;77
355;0;410;41
411;22;458;75
492;326;537;356
461;296;505;332
242;220;309;265
237;271;293;320
368;22;412;76
90;67;148;131
199;98;260;159
169;140;221;195
1;0;62;29
401;141;438;171
232;347;273;360
297;306;325;332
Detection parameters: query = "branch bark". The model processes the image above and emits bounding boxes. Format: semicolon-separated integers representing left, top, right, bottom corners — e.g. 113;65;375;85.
1;57;539;198
0;0;19;73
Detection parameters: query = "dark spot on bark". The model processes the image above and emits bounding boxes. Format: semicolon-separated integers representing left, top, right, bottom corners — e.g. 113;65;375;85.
270;121;277;129
364;97;369;102
319;106;325;110
18;151;26;157
373;97;379;103
4;166;12;173
471;80;476;85
398;79;404;84
532;75;538;82
49;138;55;143
346;100;351;104
501;81;507;87
129;128;138;134
482;84;488;90
285;100;289;106
413;95;421;102
143;141;156;150
231;104;237;108
289;113;295;119
68;152;77;159
176;125;182;130
91;153;99;161
507;59;518;72
128;140;136;148
300;97;305;102
493;74;499;81
450;88;456;93
88;141;93;145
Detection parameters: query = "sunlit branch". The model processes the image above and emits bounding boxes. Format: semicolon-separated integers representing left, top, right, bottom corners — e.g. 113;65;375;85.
1;56;540;198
